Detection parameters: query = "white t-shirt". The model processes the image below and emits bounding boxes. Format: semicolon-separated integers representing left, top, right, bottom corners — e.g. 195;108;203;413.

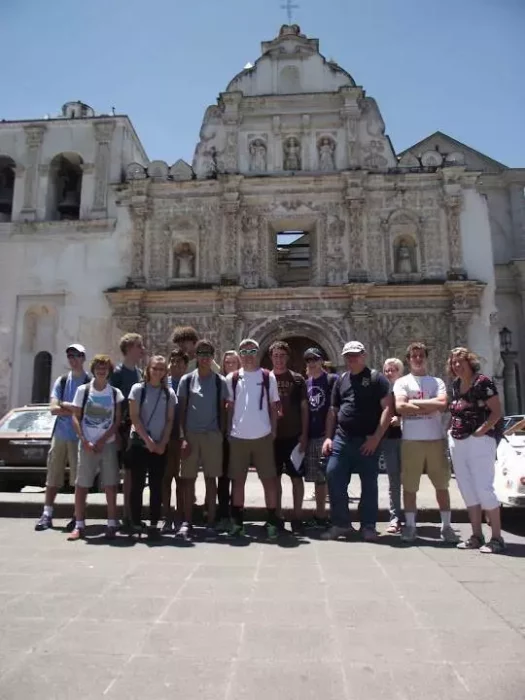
226;368;280;440
73;382;124;444
393;374;446;441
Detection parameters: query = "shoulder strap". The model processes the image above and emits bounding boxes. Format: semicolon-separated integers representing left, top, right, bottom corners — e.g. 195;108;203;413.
163;386;170;420
260;368;271;413
140;382;147;407
80;383;91;422
58;375;68;400
111;387;117;422
232;371;240;402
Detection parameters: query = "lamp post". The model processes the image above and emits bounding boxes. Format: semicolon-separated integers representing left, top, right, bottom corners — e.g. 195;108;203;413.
499;327;519;415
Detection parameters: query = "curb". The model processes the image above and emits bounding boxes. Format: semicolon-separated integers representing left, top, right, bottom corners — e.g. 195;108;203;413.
1;500;472;524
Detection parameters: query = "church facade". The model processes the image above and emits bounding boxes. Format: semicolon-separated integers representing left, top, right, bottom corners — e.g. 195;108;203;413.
0;25;524;414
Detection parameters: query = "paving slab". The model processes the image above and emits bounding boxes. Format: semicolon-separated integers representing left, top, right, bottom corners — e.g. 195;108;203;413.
0;517;524;700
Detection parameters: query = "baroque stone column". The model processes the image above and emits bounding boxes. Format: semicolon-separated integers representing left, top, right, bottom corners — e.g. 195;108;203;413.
345;187;367;281
129;197;148;286
444;194;467;280
218;285;241;355
221;195;240;284
92;120;116;215
445;281;484;348
345;283;373;348
20;125;46;220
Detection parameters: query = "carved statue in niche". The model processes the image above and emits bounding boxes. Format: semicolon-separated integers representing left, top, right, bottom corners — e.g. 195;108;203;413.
173;242;196;279
318;138;335;171
249;139;267;172
394;238;417;274
283;137;301;171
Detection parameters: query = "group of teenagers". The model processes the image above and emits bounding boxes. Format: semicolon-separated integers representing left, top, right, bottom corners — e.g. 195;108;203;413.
34;325;506;553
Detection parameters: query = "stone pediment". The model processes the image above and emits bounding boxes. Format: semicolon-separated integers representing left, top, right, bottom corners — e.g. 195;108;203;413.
399;132;507;173
170;159;193;181
225;24;355;97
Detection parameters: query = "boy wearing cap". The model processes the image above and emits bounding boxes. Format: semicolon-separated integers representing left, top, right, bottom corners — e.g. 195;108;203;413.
304;348;338;526
322;341;393;541
35;344;90;531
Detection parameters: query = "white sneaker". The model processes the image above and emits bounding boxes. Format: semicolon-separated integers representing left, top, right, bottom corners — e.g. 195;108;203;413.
401;525;417;542
440;525;460;544
321;525;354;540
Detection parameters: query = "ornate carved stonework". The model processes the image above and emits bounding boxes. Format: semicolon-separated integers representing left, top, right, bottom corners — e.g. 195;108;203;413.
444;194;466;279
21;125;46;217
92;121;115;212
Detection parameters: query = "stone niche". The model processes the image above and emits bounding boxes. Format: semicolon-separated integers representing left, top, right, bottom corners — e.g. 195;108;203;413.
172;240;197;281
385;210;422;281
317;136;336;172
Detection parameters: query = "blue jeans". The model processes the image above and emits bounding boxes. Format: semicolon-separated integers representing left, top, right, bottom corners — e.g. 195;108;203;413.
382;439;402;523
326;434;380;529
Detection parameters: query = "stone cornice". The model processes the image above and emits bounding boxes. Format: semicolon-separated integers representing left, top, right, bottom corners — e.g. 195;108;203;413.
11;218;117;237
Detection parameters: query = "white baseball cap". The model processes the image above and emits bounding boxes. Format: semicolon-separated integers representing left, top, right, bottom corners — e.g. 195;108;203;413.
342;341;366;356
66;343;86;355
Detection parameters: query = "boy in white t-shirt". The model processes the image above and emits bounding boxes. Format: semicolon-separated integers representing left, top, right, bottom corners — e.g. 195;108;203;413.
69;355;124;541
226;338;280;539
394;342;458;544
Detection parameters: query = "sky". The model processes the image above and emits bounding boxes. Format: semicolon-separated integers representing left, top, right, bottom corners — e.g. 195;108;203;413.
1;0;524;167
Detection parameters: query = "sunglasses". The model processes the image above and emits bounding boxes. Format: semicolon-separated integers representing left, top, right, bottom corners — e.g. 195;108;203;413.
305;357;321;363
239;348;258;356
196;351;213;358
67;353;82;359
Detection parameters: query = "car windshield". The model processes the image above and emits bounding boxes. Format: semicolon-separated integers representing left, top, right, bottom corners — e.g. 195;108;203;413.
0;409;55;435
504;416;525;432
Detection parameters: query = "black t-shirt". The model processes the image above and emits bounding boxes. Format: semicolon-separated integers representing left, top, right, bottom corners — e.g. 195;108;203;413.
274;370;308;439
331;368;390;438
110;364;142;419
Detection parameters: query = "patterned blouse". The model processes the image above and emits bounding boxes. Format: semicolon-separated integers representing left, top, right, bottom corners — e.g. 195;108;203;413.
449;374;498;440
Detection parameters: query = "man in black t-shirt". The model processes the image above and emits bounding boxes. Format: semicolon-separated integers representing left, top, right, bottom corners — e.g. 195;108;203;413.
322;341;393;541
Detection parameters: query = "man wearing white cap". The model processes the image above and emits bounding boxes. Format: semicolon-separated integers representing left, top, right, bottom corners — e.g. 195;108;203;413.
35;344;90;531
322;341;393;540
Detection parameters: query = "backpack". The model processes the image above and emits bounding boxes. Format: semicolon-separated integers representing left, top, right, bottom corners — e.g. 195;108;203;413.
80;382;118;423
58;372;90;401
180;372;223;429
231;368;271;415
334;369;381;399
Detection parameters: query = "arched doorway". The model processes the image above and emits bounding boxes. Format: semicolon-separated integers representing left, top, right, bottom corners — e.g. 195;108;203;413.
261;335;329;375
31;351;52;403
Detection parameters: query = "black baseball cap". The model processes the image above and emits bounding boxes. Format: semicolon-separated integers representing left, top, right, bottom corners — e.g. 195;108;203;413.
304;347;323;360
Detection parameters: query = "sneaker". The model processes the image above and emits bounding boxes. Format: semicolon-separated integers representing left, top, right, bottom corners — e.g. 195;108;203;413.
457;534;485;550
176;522;192;540
306;516;329;529
216;517;230;532
34;514;53;531
480;537;506;554
105;525;118;540
321;525;354;541
161;519;173;534
65;518;76;533
361;526;378;542
401;525;417;543
266;522;278;540
229;522;246;537
440;525;460;544
290;519;303;535
386;520;401;534
276;517;286;532
67;527;84;542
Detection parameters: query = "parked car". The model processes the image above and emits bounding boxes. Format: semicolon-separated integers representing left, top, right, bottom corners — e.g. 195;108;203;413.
0;405;56;489
495;420;525;508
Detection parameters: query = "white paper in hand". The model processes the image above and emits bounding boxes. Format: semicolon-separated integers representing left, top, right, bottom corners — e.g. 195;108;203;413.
290;443;305;473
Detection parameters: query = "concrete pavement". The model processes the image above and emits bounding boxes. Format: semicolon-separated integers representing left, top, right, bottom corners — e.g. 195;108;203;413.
0;516;525;699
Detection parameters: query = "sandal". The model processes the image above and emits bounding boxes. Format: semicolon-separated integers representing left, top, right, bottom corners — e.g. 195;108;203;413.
386;521;401;534
479;537;505;554
457;534;485;550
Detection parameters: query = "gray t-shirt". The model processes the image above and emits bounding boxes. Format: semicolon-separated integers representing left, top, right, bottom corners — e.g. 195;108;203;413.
177;369;228;433
128;382;177;442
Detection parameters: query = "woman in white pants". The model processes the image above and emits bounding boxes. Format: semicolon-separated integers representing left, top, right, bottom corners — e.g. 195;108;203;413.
447;347;504;553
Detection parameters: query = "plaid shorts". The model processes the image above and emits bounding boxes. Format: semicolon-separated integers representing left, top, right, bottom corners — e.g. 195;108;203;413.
304;437;326;484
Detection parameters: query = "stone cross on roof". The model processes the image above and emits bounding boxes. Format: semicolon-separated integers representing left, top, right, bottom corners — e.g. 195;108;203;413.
281;0;299;24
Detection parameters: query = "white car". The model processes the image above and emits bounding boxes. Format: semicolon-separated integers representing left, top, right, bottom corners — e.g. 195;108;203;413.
495;425;525;508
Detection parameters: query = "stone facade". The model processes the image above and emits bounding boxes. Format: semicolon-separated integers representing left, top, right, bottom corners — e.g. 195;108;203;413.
0;27;524;414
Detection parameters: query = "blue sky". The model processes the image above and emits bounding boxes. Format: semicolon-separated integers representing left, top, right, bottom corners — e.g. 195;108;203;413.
2;0;524;166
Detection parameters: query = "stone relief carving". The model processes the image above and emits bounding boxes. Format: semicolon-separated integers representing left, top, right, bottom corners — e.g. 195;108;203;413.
326;214;346;285
318;137;336;171
241;211;260;288
173;241;196;279
421;150;443;167
283;136;301;171
249;139;267;172
444;194;466;279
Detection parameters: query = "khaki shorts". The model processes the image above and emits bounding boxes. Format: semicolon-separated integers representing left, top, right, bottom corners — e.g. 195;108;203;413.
228;434;276;481
180;430;223;479
46;437;79;488
401;439;450;493
76;442;120;489
164;438;181;487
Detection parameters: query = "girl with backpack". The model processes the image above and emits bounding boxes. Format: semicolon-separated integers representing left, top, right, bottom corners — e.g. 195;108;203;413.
127;355;177;540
